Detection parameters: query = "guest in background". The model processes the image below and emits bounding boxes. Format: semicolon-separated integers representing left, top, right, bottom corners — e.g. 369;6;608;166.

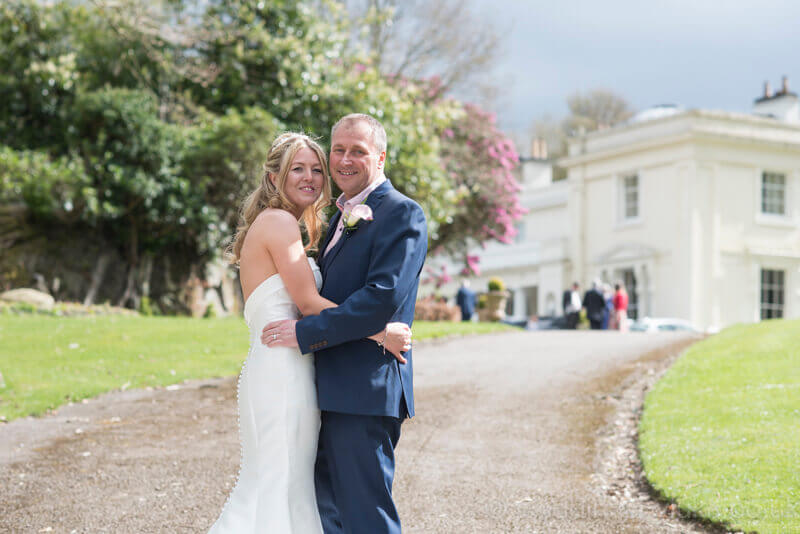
562;282;581;329
602;283;614;330
455;279;476;322
582;280;606;330
613;282;629;332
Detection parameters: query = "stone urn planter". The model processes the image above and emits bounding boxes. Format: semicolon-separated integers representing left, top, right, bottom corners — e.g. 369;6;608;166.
483;290;510;322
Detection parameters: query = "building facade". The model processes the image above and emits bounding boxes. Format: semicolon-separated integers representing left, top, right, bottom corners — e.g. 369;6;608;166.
435;83;800;332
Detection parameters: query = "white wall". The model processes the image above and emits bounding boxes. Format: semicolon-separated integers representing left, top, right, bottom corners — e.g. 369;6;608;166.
562;110;800;330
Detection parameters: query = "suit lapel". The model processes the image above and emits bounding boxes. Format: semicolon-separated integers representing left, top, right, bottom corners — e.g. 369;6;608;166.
322;179;394;271
364;179;392;214
322;228;348;270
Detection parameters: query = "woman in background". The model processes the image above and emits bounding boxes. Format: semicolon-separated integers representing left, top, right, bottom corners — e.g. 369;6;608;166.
613;282;629;332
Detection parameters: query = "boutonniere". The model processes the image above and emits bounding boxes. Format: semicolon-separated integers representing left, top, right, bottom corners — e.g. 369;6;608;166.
343;204;373;236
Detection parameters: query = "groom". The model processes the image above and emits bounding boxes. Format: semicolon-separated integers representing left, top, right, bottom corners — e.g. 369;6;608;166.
262;113;427;533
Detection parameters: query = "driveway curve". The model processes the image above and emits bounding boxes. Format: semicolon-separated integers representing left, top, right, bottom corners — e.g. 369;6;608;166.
1;330;711;533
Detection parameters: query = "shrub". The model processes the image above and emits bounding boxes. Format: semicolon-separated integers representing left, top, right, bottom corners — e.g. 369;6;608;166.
414;296;460;321
139;296;159;316
488;277;505;292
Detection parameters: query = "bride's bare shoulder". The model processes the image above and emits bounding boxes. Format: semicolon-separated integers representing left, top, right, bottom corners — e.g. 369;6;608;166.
250;208;300;235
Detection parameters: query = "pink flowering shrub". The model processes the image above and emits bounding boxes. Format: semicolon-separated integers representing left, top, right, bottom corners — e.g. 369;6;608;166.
422;264;452;289
435;104;526;272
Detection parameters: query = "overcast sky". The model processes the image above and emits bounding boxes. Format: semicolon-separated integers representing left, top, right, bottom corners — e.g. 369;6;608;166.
478;0;800;137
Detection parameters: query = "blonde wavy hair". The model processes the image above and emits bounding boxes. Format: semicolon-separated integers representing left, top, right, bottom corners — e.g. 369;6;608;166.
227;132;332;264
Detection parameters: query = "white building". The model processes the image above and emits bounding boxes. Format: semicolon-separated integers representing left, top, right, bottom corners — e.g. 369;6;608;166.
437;79;800;332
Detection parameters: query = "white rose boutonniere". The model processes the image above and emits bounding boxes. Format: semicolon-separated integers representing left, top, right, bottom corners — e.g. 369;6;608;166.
343;204;373;236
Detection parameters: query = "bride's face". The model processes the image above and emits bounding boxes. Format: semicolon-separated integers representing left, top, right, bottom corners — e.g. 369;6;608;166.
276;146;325;216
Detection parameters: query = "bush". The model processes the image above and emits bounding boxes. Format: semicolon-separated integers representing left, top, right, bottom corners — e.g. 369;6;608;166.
414;296;460;321
488;277;505;292
477;293;488;309
139;296;160;316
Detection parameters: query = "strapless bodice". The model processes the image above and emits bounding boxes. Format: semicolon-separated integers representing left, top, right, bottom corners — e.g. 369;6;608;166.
243;257;322;329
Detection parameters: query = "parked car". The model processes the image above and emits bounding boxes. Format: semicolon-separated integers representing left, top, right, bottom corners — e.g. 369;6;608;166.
630;317;699;333
523;315;569;330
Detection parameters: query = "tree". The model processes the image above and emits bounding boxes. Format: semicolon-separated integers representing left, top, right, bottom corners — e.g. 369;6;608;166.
344;0;503;102
181;106;285;239
0;0;522;310
434;104;525;270
529;89;634;164
0;1;80;150
563;89;634;134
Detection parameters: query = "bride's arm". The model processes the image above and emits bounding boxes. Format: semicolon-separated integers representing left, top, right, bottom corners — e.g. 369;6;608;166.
260;210;410;360
259;209;334;316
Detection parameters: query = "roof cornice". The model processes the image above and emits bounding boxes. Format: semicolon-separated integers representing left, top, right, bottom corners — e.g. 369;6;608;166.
559;109;800;168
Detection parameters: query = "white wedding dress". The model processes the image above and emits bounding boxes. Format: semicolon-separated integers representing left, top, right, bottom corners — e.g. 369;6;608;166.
208;257;323;534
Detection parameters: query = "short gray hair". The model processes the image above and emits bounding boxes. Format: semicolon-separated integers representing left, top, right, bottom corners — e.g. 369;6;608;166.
331;113;387;154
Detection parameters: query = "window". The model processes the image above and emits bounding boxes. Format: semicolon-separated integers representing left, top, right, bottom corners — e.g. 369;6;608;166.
761;172;786;215
760;269;785;320
622;174;639;220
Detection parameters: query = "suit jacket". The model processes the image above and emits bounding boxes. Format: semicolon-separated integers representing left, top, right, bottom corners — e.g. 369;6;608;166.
295;180;427;419
583;288;605;322
562;289;571;315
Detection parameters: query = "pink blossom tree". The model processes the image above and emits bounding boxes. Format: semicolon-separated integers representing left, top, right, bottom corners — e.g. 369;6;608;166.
434;103;526;275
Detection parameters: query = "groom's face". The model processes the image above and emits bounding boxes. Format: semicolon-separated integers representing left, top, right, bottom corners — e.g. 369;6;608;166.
329;120;386;199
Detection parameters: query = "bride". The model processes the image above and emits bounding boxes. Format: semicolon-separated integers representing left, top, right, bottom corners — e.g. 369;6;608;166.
208;133;411;533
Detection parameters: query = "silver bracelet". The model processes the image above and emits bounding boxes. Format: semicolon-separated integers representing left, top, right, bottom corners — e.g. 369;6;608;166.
377;331;388;354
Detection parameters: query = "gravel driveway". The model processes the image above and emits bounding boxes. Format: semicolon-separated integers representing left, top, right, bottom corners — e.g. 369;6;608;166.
1;330;714;533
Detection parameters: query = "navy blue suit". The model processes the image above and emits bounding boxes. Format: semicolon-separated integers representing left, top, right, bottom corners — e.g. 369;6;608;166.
295;180;427;533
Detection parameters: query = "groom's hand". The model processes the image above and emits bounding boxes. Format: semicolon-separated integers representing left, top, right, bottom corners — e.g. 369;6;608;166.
261;319;299;348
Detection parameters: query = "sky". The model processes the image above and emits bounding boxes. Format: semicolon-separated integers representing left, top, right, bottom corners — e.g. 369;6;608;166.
477;0;800;138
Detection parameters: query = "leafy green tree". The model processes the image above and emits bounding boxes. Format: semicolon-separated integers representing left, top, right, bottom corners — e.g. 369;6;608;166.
0;0;521;310
187;0;350;133
0;148;88;216
182;106;285;235
0;1;79;149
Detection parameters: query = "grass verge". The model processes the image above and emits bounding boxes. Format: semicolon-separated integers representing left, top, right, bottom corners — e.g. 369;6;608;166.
0;315;514;421
638;319;800;534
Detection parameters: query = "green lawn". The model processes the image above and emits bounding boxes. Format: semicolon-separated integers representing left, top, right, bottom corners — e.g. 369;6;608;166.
0;315;514;421
639;319;800;534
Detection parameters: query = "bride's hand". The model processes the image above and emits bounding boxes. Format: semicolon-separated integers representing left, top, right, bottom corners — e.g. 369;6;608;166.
381;322;412;364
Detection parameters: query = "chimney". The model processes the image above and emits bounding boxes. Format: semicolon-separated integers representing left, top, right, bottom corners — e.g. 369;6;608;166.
530;138;548;160
753;76;799;123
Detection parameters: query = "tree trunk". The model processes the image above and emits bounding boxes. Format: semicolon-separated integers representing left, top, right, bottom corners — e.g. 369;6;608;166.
83;252;112;306
117;264;138;309
162;255;175;291
139;253;153;299
117;220;139;309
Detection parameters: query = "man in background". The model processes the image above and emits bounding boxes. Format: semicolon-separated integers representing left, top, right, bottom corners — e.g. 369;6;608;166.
583;279;606;330
455;279;476;321
562;282;581;329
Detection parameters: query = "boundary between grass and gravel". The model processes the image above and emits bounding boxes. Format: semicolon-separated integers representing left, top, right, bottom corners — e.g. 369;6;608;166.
638;319;800;534
0;315;515;422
